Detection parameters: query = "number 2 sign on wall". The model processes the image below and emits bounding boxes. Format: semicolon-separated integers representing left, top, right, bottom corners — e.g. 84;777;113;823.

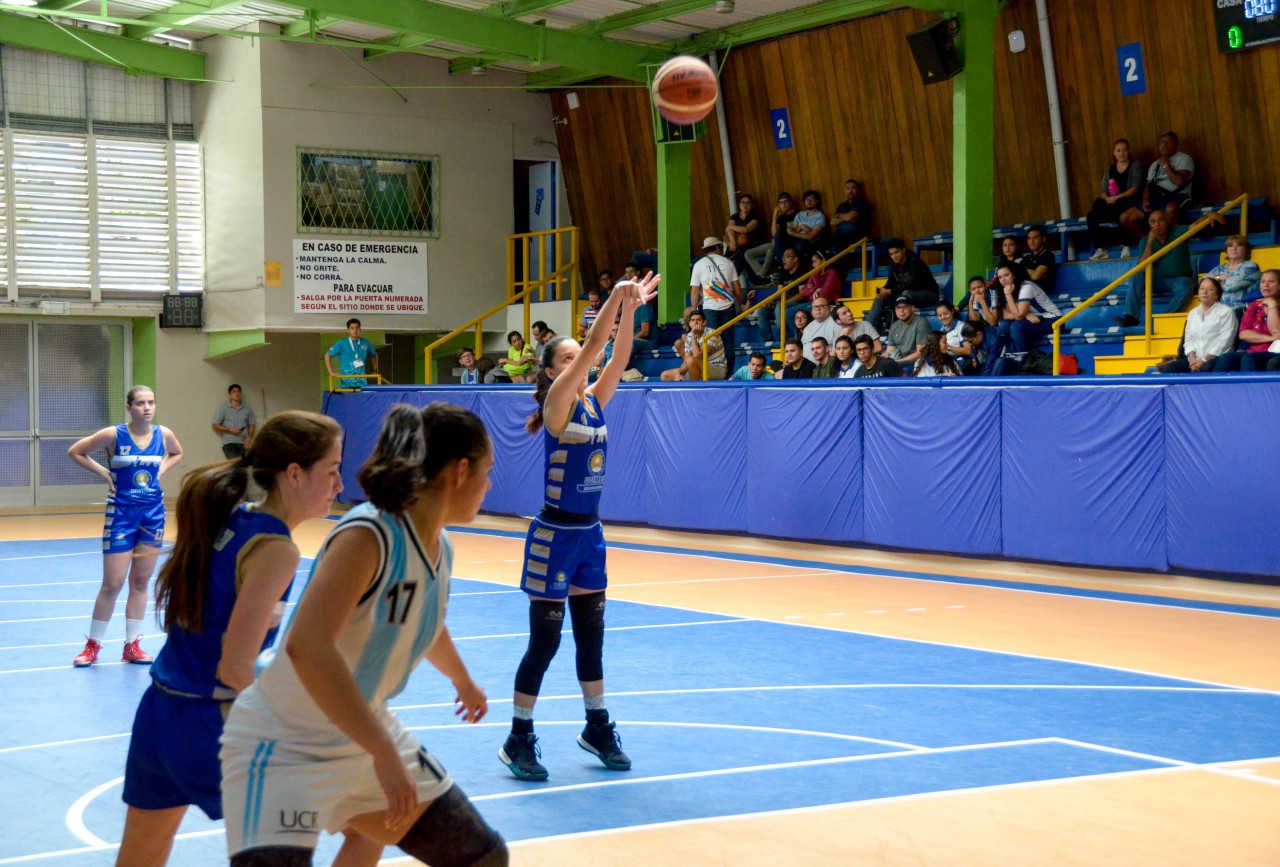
770;107;794;150
1116;43;1147;96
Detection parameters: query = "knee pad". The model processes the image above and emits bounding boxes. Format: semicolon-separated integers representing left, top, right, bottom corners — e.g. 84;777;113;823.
230;847;312;867
568;591;606;683
513;600;564;696
398;785;508;867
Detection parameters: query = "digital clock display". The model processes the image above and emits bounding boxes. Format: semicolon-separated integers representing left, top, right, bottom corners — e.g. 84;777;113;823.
160;294;203;328
1215;0;1280;52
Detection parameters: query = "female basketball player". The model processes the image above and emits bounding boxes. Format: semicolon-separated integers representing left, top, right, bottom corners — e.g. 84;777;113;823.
68;385;183;667
499;272;659;782
221;402;506;867
116;411;343;867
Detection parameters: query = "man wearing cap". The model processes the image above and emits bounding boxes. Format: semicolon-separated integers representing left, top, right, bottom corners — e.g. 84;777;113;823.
866;238;939;333
689;235;743;373
745;191;798;283
885;295;932;369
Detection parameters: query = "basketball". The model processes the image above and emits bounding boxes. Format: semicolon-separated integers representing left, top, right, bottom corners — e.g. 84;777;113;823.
651;55;718;126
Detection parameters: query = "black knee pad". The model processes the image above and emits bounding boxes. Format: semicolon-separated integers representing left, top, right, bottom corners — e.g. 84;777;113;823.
230;847;312;867
568;591;606;683
397;785;508;867
513;600;564;696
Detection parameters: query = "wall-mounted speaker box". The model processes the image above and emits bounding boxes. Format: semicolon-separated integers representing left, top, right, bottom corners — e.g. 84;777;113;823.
906;19;963;85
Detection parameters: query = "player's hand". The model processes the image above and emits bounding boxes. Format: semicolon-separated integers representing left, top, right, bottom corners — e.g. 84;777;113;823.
373;745;418;831
104;475;116;495
452;677;488;723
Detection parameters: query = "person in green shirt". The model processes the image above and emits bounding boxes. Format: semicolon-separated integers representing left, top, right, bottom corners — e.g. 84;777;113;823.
810;336;837;378
1114;209;1195;327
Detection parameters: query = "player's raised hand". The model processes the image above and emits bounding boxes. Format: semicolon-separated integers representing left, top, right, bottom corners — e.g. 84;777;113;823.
616;271;660;308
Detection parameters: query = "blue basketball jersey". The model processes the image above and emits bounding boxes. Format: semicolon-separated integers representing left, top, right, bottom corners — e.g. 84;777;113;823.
151;505;293;700
109;423;165;506
543;393;607;516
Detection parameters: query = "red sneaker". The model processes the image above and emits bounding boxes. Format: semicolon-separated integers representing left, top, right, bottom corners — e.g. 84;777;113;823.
122;638;154;665
73;638;102;667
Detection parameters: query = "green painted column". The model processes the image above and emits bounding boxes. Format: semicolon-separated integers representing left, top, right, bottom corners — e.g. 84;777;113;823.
951;0;997;299
131;317;157;392
655;142;693;324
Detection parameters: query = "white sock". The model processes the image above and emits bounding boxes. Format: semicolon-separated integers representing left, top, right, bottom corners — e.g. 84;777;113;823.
125;619;144;643
88;619;110;643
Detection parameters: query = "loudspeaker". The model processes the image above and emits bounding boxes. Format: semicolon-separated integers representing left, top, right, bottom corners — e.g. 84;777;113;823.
906;19;963;85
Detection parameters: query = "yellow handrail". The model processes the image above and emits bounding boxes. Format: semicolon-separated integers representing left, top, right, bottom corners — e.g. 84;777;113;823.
1051;194;1248;374
700;239;872;380
509;227;580;305
327;372;390;392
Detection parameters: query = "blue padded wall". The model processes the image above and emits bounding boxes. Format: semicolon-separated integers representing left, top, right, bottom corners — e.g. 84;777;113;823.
474;390;543;517
597;387;653;524
745;387;862;541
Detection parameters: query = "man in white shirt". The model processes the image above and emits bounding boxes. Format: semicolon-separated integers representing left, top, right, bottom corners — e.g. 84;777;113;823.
800;297;842;363
690;236;742;373
1143;131;1195;223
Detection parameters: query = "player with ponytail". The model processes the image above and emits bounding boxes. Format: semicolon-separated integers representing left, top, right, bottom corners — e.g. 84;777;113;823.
116;411;343;867
500;271;660;781
221;402;507;867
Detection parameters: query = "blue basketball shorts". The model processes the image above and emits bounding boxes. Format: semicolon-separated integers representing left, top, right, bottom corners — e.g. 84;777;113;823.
123;683;228;819
520;516;607;600
103;499;165;553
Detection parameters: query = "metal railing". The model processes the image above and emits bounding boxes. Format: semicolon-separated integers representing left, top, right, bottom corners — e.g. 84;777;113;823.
1051;194;1248;374
326;372;389;392
509;226;580;311
701;239;873;379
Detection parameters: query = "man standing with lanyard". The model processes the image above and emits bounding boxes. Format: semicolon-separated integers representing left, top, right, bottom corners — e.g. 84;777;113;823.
324;318;379;389
688;236;742;374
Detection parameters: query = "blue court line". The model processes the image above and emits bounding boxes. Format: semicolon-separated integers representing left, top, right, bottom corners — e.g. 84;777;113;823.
447;525;1280;620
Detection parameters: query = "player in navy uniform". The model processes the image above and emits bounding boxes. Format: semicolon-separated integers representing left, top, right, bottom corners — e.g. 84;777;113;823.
115;411;343;867
220;403;506;867
68;386;183;667
500;272;660;782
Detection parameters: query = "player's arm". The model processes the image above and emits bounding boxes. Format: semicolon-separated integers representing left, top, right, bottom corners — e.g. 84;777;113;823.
67;427;117;487
285;525;420;829
324;343;338;376
216;536;301;691
590;274;660;408
544;281;631;432
423;626;486;723
366;342;379;374
159;427;183;477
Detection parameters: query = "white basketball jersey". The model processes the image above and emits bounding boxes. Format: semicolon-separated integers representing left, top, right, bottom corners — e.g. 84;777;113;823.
243;503;452;745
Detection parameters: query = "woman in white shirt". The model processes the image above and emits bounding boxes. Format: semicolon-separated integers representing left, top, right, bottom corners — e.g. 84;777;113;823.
997;266;1062;354
1159;277;1237;374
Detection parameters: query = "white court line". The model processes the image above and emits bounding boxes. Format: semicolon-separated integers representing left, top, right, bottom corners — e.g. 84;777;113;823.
65;777;119;848
0;634;164;652
0;600;102;604
1051;737;1280;789
0;608;155;625
610;570;841;588
0;732;130;755
0;581;102;589
0;551;98;563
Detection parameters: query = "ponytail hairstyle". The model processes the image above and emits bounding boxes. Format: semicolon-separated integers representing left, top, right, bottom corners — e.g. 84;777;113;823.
359;402;491;514
126;385;154;405
526;335;575;434
156;411;341;633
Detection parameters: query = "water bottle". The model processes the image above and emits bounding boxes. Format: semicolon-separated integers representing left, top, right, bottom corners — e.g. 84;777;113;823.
1107;178;1120;197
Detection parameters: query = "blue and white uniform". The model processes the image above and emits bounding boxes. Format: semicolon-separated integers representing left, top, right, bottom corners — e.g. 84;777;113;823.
220;504;455;855
520;394;607;599
122;505;293;818
103;423;167;553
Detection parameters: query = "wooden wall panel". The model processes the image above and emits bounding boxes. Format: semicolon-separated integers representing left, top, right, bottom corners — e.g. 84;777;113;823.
551;0;1279;303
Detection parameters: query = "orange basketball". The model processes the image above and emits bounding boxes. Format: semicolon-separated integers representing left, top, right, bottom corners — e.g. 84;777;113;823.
651;55;718;126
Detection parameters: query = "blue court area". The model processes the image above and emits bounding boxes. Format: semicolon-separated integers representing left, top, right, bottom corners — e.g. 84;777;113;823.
2;535;1279;866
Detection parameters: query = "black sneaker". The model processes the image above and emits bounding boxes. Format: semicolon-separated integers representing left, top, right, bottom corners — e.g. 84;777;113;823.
499;732;548;781
578;721;631;771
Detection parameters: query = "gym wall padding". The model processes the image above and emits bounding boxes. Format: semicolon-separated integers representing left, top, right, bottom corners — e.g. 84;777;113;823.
1002;388;1167;571
1164;382;1280;577
326;378;1280;580
745;387;863;542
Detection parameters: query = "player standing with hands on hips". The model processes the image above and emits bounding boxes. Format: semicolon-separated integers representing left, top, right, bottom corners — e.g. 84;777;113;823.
500;272;660;781
68;386;183;667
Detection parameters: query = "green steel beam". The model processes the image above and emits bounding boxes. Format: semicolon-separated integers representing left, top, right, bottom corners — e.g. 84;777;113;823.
950;0;996;291
281;13;344;38
206;329;268;360
493;0;578;18
0;11;206;80
132;317;157;394
655;143;693;325
124;1;253;39
271;0;666;79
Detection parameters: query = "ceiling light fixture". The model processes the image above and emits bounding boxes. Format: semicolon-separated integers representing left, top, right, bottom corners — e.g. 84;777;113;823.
715;0;734;12
470;65;487;76
8;0;40;7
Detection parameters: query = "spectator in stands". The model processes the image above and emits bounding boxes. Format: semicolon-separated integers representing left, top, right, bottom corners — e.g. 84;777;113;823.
884;296;931;368
750;247;804;343
792;306;812;341
1210;269;1280;372
832;335;859;377
579;287;604;338
801;298;842;363
689;236;742;372
324;318;378;390
996;236;1028;283
912;332;961;377
630;296;656;355
597;269;615;299
964;275;1000;328
835;303;882;354
935;301;965;354
1114;209;1194;327
531;320;556;353
787;190;828;258
853;334;902;378
1088;138;1146;259
831;179;871;250
866;239;939;333
477;355;502;384
1158;277;1236;374
957;323;988;376
457;348;479;385
1020;225;1056;294
1143;131;1194;223
660;310;727;381
730;351;772;381
725;193;765;279
1206;235;1261;313
998;265;1062;353
794;251;842;317
621;263;643;282
810;336;837;378
776;337;815;379
745;192;797;282
503;331;536;383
